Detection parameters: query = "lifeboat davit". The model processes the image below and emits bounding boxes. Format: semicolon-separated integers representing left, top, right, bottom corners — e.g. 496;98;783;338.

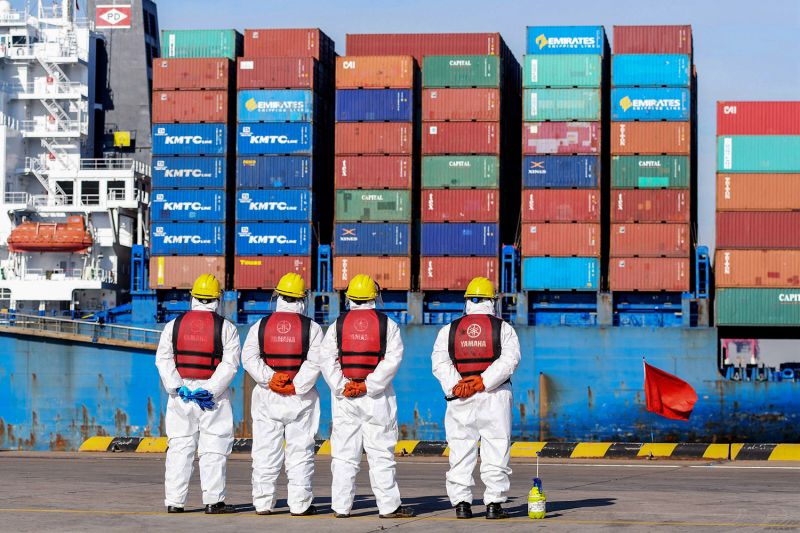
7;215;93;253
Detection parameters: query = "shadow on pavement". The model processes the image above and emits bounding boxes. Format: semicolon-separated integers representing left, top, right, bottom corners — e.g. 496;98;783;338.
545;498;617;512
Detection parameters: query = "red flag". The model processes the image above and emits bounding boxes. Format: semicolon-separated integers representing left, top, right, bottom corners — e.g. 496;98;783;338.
644;361;698;421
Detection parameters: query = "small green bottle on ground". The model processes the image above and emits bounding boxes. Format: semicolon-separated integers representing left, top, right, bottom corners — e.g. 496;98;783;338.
528;477;546;519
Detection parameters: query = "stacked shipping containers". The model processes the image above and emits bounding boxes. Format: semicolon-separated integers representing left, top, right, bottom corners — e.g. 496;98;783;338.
715;101;800;326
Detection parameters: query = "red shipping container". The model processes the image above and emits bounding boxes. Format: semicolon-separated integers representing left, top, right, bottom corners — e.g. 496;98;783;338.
714;250;800;288
419;257;499;290
611;189;690;223
521;223;600;257
152;91;228;123
150;256;226;290
244;28;333;60
613;25;692;54
333;256;410;291
237;57;319;89
716;101;800;135
423;122;499;154
717;212;800;249
234;256;312;290
522;122;600;154
422;88;500;121
346;33;506;63
335;123;412;155
610;223;690;257
335;156;412;189
609;258;690;292
611;122;691;155
522;189;600;223
153;58;231;91
336;56;415;88
422;189;499;222
716;173;800;211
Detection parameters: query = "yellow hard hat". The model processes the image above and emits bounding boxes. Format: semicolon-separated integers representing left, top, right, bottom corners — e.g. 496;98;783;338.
276;272;306;299
464;276;495;299
346;273;378;301
191;273;222;300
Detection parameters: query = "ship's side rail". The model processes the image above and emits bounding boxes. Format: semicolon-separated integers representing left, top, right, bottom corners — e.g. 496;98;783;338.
0;312;160;348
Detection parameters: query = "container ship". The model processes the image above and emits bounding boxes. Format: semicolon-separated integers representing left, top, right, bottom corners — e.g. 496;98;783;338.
0;8;798;451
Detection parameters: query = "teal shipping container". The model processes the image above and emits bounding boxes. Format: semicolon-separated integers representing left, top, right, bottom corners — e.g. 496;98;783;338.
161;29;243;60
611;155;690;188
612;54;691;87
717;136;800;173
422;55;501;88
523;55;602;88
521;257;599;290
524;89;601;121
716;288;800;326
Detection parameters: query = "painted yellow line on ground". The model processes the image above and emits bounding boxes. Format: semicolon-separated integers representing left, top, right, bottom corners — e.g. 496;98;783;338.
702;444;729;460
509;441;546;457
77;436;113;452
316;440;331;455
638;443;677;457
135;437;168;453
769;444;800;461
570;442;612;458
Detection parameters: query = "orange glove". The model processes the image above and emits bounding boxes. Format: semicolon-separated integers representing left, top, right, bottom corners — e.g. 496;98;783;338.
343;380;367;398
460;375;485;393
270;382;296;395
452;382;473;398
269;372;290;388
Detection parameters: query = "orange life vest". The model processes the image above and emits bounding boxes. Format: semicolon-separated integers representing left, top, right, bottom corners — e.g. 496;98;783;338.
173;310;224;380
448;314;503;378
336;309;388;380
258;312;311;380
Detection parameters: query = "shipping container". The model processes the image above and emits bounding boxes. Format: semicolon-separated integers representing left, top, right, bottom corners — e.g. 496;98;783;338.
421;88;500;121
237;90;315;122
716;173;800;210
521;223;600;256
161;29;242;60
522;55;602;88
235;189;311;221
714;250;800;288
523;88;601;121
609;257;690;292
150;222;225;256
152;156;227;189
717;136;800;172
421;155;499;188
152;123;227;156
421;189;499;222
522;122;600;154
613;25;692;55
334;223;410;256
422;55;500;88
335;56;415;88
335;123;412;155
715;288;800;326
522;155;599;188
335;156;412;189
525;26;606;55
152;91;229;123
419;257;499;290
333;257;411;291
717;212;800;249
611;88;690;121
346;33;507;63
233;256;312;290
610;223;690;257
235;223;311;256
237;123;312;155
153;58;231;91
422;122;499;154
335;89;413;122
149;256;227;290
716;101;800;135
611;189;690;223
521;257;599;290
243;28;334;61
522;189;600;223
151;189;226;222
237;57;320;90
335;189;411;222
421;223;498;256
611;155;689;188
236;156;311;189
612;55;691;87
610;122;690;155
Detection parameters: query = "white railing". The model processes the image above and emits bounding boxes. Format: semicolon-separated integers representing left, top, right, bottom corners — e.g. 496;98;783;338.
3;192;32;205
0;312;159;346
0;10;27;23
17;267;115;283
20;119;84;135
13;81;86;96
107;188;127;201
80;158;135;171
79;193;100;205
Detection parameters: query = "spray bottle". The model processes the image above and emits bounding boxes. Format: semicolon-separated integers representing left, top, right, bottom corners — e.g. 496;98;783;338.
528;452;546;519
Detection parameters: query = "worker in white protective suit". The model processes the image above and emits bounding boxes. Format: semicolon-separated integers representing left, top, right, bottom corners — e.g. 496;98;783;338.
241;273;323;516
431;277;521;520
155;273;241;514
319;274;415;519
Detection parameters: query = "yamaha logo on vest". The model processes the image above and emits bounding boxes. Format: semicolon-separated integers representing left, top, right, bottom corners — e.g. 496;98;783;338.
466;324;482;338
276;320;292;334
354;318;369;332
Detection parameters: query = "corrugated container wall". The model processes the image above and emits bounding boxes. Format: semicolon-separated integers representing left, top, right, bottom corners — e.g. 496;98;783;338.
419;257;499;291
717;212;800;249
522;55;602;87
714;250;800;288
522;189;600;223
421;189;499;222
160;29;243;60
420;223;499;256
153;58;231;91
244;28;335;61
237;57;320;90
611;190;690;223
523;89;601;121
334;223;410;256
523;122;600;154
236;157;312;189
333;257;411;291
152;124;227;156
609;258;690;292
152;91;229;123
422;122;499;154
611;88;690;121
335;190;411;222
335;156;412;190
237;90;316;122
150;222;226;256
335;123;412;155
716;289;800;326
613;25;692;55
335;89;414;122
335;56;415;88
612;55;691;86
346;33;510;63
237;123;313;155
422;55;501;88
152;157;227;189
717;136;800;172
151;189;226;222
521;223;600;257
235;223;311;256
611;156;690;188
716;173;800;210
522;155;599;188
422;156;499;188
525;26;606;55
522;257;599;290
149;256;227;290
233;256;312;290
611;122;690;154
422;88;500;121
610;224;690;257
716;101;800;135
235;189;312;221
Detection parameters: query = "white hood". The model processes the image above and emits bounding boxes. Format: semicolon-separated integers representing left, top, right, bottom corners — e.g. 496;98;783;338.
465;299;495;316
347;299;376;310
191;297;219;313
275;295;306;315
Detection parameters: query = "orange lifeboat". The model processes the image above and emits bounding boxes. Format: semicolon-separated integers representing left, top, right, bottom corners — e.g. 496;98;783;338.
7;215;93;253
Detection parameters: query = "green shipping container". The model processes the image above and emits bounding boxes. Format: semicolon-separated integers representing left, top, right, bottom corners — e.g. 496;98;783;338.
335;190;411;222
717;136;800;173
611;155;689;188
421;156;500;188
523;55;602;88
423;55;501;88
161;29;243;60
716;288;800;326
523;89;601;121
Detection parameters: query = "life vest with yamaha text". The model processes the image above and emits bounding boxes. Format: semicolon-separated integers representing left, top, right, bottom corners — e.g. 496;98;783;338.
336;309;388;380
258;312;311;380
173;310;224;379
448;314;503;378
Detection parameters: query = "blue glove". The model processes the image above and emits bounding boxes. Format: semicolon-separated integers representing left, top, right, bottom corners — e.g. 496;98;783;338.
176;386;192;402
190;388;215;411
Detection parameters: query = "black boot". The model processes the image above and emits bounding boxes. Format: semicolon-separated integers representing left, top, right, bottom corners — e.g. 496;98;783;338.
379;505;416;518
334;512;350;518
455;502;473;519
166;506;184;513
291;504;317;516
205;502;236;514
486;502;509;520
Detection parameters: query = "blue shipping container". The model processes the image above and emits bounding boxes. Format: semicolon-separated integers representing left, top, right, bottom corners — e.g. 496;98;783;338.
236;156;312;189
523;155;599;188
235;189;311;221
151;189;226;222
152;123;227;156
235;222;311;255
150;222;225;256
335;89;414;122
522;257;598;291
334;223;410;256
237;123;313;155
237;90;315;122
151;157;227;189
612;55;691;87
421;223;498;257
611;88;690;121
526;26;605;55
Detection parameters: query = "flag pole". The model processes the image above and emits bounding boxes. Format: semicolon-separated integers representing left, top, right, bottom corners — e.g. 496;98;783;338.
643;357;654;443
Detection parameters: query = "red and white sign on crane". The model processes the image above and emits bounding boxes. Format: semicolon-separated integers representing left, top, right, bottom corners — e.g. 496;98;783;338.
95;5;131;29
